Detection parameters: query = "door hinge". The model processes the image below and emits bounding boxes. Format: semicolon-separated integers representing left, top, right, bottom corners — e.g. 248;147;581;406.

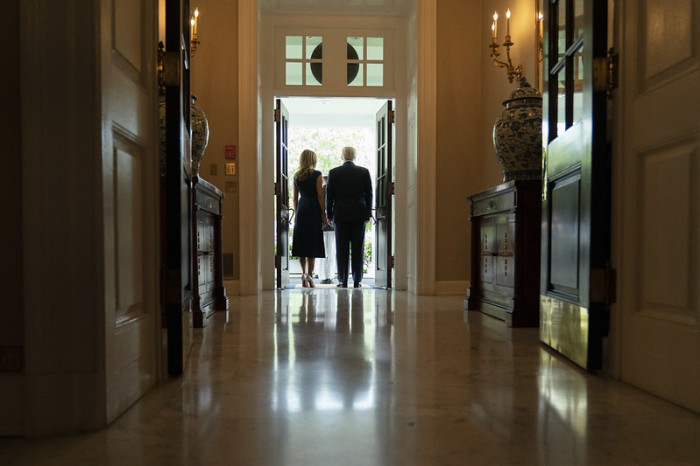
388;109;395;125
275;254;281;268
389;255;395;269
274;108;281;123
274;181;279;196
591;265;617;308
593;48;618;99
389;181;395;196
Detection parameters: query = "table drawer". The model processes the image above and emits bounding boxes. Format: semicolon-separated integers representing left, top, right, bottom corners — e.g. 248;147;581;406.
472;190;515;216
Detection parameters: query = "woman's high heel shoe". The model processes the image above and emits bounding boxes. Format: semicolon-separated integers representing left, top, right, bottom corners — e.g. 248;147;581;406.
301;274;308;288
306;275;315;288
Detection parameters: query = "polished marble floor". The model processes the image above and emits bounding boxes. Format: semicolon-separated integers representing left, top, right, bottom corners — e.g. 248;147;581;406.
3;289;700;465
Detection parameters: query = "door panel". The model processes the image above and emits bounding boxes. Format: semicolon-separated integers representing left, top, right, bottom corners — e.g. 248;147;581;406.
549;171;581;295
618;0;700;413
275;99;291;289
540;0;609;371
102;0;158;422
375;100;394;288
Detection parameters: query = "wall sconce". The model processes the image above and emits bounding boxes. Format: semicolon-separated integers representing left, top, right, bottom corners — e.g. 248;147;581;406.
489;9;523;83
190;7;200;56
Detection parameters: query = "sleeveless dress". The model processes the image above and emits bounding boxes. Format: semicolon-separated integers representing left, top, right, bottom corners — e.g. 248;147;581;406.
291;170;326;258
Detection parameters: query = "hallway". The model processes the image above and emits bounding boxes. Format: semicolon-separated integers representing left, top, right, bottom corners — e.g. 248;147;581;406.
3;289;700;465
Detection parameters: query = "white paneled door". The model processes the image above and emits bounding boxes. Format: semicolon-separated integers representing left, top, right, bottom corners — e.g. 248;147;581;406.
101;0;158;422
617;0;700;413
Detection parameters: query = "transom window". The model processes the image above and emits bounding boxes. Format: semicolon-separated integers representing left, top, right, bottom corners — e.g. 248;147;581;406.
283;34;385;89
285;36;323;86
347;36;384;87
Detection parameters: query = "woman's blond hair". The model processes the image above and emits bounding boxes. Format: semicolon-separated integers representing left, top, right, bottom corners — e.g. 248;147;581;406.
295;149;317;180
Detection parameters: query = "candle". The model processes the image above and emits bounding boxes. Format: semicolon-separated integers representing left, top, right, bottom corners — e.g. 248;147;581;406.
193;7;199;36
506;9;511;37
493;11;498;39
190;17;196;39
538;12;544;39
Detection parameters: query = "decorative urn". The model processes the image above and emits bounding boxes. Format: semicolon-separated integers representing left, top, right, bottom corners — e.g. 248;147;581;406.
492;77;543;182
190;95;210;177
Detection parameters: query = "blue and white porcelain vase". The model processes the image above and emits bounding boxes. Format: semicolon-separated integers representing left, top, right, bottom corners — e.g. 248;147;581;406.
493;77;543;182
190;95;209;177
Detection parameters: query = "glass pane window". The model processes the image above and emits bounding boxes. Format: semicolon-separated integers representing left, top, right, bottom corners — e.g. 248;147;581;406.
286;36;302;59
286;62;302;86
306;63;322;86
557;0;567;53
557;67;567;137
347;37;364;60
573;0;584;41
306;36;322;59
367;37;384;60
572;44;584;126
285;35;323;86
367;63;383;86
346;36;385;88
348;64;364;86
306;36;323;85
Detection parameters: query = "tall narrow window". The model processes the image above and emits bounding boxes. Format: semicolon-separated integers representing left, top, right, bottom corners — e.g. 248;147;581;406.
285;36;303;85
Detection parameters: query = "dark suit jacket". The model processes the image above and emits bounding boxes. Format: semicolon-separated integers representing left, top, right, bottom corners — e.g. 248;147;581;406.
326;161;373;223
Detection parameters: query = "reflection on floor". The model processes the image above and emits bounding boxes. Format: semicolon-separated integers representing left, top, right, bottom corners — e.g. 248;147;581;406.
287;274;376;289
3;289;700;465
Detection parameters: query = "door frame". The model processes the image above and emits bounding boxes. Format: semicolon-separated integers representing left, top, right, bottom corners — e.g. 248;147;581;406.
263;94;402;291
249;1;433;293
275;98;291;289
271;96;395;288
375;99;394;289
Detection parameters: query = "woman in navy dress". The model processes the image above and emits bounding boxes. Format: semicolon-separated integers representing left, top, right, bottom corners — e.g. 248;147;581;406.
292;149;327;287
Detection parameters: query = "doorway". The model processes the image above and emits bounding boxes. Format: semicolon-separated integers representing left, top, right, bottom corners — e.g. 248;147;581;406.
275;97;391;289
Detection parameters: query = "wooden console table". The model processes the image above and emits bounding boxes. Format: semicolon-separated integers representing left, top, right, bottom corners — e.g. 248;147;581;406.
192;177;228;327
465;180;541;327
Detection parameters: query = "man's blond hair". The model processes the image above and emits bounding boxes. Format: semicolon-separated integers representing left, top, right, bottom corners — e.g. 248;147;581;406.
341;146;356;161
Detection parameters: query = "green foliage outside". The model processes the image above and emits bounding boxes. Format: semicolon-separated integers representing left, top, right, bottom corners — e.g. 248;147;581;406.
286;125;376;270
287;127;375;179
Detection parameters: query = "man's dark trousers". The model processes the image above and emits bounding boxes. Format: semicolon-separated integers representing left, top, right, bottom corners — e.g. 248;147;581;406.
335;221;365;286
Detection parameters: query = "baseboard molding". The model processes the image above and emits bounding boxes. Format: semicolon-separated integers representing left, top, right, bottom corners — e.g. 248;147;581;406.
224;280;240;296
434;280;469;296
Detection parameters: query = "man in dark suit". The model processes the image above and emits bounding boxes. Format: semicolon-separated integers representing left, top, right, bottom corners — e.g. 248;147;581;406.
326;146;373;288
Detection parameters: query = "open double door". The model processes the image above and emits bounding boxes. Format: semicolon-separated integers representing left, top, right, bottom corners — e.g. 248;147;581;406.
540;0;610;370
275;99;394;289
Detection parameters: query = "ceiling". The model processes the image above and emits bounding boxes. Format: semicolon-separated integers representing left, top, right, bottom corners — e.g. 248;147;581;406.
282;97;388;127
259;0;413;17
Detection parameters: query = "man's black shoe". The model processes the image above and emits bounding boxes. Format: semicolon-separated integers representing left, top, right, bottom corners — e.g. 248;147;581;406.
337;283;348;288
